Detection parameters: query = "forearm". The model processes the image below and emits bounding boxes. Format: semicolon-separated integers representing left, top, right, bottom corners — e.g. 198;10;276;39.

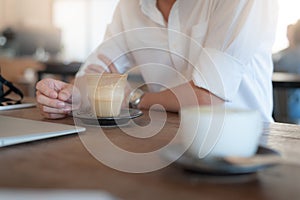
138;81;224;112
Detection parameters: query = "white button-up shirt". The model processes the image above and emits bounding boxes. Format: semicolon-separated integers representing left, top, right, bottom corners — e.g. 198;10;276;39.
78;0;278;122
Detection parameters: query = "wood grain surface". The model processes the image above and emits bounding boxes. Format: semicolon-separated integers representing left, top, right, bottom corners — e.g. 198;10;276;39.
0;107;300;200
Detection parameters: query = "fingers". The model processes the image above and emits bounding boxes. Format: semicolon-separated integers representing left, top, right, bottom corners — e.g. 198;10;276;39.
97;54;119;73
36;91;72;119
36;79;59;99
36;90;72;115
58;84;81;110
84;54;119;74
40;111;69;119
41;112;68;119
36;78;70;98
36;78;76;119
58;84;74;102
37;102;70;119
37;102;71;115
36;91;66;109
45;114;68;119
85;64;107;74
40;104;72;114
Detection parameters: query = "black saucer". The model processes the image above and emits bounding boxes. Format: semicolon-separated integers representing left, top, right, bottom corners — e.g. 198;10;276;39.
73;109;143;127
161;145;280;175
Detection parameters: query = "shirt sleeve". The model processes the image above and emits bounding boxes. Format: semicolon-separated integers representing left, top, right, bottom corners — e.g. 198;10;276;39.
77;0;132;77
192;0;278;101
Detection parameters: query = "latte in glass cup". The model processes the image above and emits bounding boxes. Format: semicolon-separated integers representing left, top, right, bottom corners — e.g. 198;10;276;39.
86;73;128;117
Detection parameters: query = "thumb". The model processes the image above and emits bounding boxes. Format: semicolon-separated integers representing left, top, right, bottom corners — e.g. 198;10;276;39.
97;54;119;73
58;84;73;102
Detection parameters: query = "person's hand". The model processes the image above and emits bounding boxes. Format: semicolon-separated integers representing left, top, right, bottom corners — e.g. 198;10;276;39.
84;54;117;74
36;78;80;119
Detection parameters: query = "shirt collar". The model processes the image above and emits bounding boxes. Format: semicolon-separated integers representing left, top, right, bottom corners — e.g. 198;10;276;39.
139;0;166;26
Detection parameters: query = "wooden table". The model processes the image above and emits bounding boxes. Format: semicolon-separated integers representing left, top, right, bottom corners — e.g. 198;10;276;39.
0;107;300;200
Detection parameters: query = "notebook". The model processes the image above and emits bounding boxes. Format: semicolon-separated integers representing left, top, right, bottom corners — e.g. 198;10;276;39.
0;115;86;147
0;102;36;111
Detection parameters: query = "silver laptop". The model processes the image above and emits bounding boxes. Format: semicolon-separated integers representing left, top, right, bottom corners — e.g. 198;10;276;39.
0;115;86;147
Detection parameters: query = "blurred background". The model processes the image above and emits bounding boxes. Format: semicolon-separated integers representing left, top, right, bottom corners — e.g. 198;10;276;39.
0;0;300;123
0;0;118;61
0;0;118;97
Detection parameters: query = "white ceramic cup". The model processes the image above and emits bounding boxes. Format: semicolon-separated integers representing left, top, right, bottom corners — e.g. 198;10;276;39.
180;105;263;158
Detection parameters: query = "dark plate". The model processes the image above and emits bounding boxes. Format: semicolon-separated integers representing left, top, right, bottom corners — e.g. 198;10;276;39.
161;145;280;175
73;109;143;127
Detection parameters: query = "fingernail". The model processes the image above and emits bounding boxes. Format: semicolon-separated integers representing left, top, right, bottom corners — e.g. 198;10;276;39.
50;91;58;98
59;92;69;101
57;102;65;108
63;107;71;112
